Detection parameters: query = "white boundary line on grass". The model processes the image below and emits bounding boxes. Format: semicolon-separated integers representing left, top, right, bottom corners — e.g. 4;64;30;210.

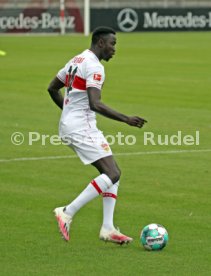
0;148;211;163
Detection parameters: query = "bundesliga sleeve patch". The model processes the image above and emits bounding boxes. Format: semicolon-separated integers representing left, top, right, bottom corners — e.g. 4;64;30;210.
93;73;102;81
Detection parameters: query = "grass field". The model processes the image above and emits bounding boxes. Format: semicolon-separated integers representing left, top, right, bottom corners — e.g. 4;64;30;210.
0;32;211;275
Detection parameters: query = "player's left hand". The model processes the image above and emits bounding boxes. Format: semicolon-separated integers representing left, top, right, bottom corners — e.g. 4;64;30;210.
126;116;147;128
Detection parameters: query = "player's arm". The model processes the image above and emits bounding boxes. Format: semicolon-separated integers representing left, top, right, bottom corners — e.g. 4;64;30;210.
87;87;147;128
47;77;65;110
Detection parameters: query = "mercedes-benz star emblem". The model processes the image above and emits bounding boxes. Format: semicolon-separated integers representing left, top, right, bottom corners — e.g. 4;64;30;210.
117;8;139;32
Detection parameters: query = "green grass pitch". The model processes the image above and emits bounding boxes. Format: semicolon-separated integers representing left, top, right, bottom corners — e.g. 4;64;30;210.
0;32;211;275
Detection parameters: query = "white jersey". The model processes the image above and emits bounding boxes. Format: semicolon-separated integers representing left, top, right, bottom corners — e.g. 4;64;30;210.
57;49;105;136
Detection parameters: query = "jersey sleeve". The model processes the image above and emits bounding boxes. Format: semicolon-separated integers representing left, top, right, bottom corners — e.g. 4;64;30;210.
57;60;72;84
86;64;105;90
56;67;66;84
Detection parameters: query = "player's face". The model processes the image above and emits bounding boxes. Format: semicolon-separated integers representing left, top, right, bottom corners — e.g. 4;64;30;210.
101;34;116;61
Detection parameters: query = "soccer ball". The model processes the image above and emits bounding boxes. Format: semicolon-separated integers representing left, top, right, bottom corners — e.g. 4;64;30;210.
140;223;168;251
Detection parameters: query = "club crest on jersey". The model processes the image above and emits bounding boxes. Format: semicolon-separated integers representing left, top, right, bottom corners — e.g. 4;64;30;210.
101;143;110;152
93;74;102;81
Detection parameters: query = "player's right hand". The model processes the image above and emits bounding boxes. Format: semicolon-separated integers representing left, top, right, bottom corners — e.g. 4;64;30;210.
126;116;147;128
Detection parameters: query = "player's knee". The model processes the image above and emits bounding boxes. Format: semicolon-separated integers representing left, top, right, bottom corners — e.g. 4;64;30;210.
109;167;121;184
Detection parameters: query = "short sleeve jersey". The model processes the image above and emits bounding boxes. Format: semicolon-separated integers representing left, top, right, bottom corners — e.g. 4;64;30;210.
57;49;105;132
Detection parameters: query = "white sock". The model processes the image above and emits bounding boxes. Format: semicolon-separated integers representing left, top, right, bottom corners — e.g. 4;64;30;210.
102;181;119;231
64;174;113;217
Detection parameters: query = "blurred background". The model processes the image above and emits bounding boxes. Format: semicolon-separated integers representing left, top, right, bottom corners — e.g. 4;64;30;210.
1;0;211;8
0;0;211;34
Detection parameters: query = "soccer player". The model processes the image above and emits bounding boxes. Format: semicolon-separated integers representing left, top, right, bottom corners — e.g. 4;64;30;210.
48;26;147;244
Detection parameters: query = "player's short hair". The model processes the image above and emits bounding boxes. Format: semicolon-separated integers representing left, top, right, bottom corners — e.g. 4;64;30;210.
92;26;116;45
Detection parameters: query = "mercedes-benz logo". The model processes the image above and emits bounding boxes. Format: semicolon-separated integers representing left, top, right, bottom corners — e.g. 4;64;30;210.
117;8;139;32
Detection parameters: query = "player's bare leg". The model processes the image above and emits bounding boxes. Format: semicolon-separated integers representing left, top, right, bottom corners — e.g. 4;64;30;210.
91;155;121;183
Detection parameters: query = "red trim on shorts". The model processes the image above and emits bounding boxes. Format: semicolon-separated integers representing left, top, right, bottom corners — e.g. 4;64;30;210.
91;180;102;194
102;193;117;199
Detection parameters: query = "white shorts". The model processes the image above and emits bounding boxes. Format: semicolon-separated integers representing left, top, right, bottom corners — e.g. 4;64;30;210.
61;129;112;165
